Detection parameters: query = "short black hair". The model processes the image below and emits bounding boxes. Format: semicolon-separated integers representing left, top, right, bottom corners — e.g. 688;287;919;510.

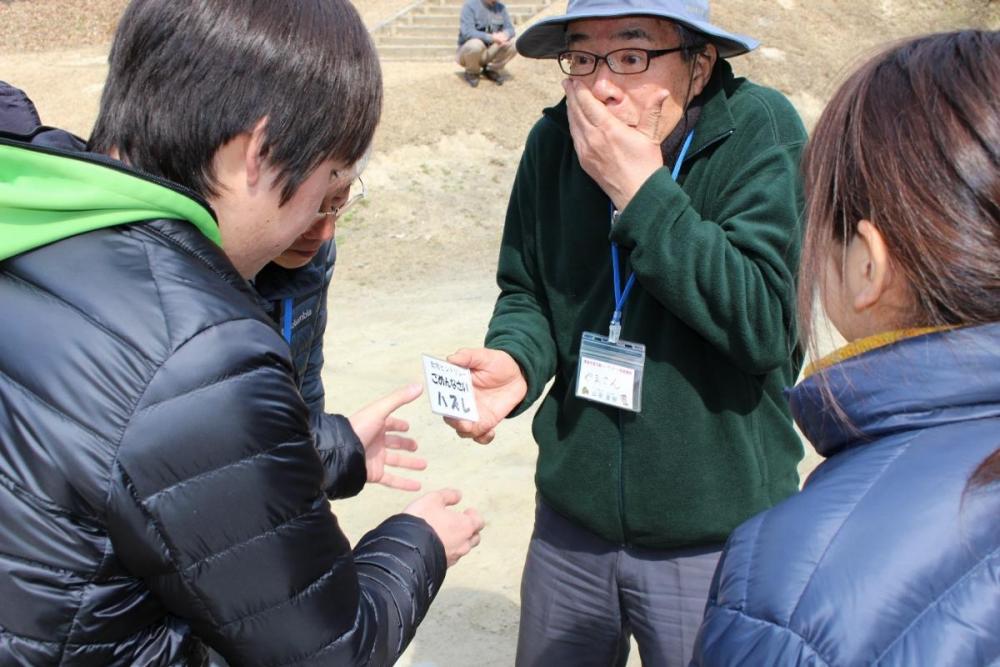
89;0;382;204
675;24;709;62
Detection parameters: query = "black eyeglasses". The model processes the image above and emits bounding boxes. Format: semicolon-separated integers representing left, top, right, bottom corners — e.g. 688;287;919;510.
557;46;687;76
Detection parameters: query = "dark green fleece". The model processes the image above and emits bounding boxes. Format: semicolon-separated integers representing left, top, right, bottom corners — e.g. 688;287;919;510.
486;61;806;549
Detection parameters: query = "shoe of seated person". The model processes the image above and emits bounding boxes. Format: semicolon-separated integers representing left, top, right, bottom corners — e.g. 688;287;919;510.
482;69;511;85
463;72;479;88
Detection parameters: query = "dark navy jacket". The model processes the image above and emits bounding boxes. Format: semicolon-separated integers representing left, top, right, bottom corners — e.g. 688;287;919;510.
252;244;368;498
254;242;336;420
0;81;84;151
693;322;1000;666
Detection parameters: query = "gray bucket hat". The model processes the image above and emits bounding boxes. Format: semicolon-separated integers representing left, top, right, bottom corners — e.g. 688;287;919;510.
516;0;758;60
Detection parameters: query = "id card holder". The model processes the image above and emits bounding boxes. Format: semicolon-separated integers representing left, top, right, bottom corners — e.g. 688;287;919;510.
575;332;646;412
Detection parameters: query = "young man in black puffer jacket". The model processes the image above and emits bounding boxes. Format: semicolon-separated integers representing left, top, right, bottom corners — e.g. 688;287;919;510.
0;1;483;665
0;82;415;500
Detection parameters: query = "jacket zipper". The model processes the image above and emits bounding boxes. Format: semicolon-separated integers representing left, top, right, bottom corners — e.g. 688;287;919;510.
618;409;630;547
685;129;735;163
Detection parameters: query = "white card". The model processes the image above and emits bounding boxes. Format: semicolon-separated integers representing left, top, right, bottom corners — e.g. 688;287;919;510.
422;355;480;422
576;355;637;411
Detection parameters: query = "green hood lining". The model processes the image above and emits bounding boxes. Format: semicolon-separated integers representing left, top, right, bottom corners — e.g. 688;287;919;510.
0;140;220;261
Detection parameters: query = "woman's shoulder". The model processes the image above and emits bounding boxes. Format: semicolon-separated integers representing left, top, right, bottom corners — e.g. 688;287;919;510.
707;428;999;664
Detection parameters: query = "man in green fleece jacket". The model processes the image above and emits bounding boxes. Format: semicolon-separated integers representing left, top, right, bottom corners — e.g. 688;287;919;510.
444;0;806;664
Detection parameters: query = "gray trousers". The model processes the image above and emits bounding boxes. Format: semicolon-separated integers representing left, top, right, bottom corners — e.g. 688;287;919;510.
456;38;516;75
516;499;722;667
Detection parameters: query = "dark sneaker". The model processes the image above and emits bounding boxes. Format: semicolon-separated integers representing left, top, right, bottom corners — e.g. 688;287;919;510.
463;72;480;88
482;69;511;85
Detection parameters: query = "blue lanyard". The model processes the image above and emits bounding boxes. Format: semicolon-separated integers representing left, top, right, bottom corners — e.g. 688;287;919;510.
608;130;694;342
282;297;294;344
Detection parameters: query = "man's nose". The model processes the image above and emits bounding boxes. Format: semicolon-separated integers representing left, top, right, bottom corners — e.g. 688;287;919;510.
314;215;335;241
589;62;622;104
304;214;334;241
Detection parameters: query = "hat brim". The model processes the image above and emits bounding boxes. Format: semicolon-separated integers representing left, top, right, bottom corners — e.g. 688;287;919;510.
515;11;758;59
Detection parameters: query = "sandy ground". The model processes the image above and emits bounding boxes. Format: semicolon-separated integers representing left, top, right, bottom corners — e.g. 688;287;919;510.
1;0;996;664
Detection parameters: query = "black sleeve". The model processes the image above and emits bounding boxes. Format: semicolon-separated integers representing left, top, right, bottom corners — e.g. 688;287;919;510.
312;411;367;500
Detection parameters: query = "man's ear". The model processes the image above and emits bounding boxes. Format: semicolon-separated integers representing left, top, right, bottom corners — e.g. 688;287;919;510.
688;43;717;100
244;117;270;188
850;219;894;312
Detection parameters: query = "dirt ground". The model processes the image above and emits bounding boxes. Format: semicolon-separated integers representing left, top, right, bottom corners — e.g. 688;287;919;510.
1;1;996;665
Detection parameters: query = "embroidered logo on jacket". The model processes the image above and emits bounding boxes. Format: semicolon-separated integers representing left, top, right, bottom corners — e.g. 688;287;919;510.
292;308;313;330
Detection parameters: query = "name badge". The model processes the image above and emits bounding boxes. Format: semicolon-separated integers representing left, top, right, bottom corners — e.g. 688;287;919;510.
575;332;645;412
422;355;480;421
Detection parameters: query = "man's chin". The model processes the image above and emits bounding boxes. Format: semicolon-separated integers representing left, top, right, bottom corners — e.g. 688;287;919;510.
272;250;315;270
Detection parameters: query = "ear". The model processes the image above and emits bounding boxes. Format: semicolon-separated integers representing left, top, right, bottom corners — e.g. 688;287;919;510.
244;117;270;188
850;219;894;312
688;43;717;100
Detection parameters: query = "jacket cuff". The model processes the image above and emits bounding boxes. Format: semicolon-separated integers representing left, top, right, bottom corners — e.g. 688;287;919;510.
355;514;448;628
314;413;366;499
610;167;688;249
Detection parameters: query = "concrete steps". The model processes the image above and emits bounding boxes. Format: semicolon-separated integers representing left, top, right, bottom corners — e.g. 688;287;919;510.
372;0;555;61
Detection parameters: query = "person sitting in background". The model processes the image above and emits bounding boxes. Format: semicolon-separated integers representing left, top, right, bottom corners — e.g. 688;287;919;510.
457;0;516;87
692;29;1000;666
0;0;483;663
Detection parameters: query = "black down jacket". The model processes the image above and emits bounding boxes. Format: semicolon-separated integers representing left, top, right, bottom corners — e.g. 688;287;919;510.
0;137;446;665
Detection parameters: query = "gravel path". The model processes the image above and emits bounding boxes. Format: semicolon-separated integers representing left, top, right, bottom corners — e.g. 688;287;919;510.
0;0;125;52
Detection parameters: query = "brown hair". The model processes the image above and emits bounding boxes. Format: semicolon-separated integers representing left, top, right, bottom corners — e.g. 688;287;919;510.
799;30;1000;487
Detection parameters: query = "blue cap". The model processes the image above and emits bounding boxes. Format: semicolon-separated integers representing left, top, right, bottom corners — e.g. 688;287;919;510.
516;0;758;59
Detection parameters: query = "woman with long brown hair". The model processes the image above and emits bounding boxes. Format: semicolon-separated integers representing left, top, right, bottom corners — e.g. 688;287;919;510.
692;30;999;665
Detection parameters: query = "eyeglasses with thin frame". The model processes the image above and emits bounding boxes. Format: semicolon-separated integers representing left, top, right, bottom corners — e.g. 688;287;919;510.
557;46;688;76
317;175;367;219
